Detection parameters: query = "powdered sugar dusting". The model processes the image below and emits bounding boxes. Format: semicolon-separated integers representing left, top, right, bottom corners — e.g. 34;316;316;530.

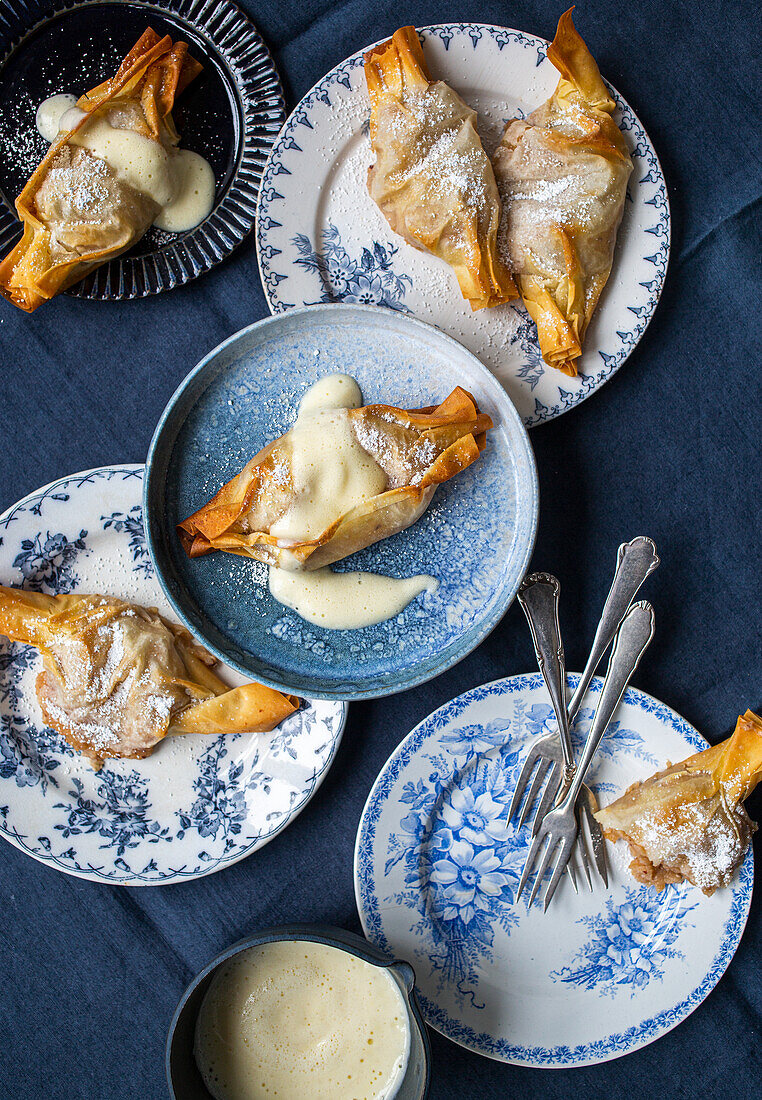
2;90;48;178
298;87;527;389
388;88;490;213
36;599;193;765
624;796;750;894
42;152;115;221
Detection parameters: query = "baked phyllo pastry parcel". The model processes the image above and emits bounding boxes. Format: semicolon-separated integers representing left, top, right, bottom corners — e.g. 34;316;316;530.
0;28;202;312
178;386;492;569
595;711;762;895
364;26;516;310
492;8;633;375
0;587;298;769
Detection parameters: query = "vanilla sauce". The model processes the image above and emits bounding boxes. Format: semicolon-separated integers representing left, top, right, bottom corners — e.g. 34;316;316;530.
267;374;438;629
194;939;411;1100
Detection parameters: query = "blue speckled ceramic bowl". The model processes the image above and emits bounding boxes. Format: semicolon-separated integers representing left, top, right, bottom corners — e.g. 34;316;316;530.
145;305;538;699
166;924;431;1100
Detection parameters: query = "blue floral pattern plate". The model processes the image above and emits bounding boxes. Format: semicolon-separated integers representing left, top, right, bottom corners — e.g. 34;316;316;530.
256;24;670;426
0;466;345;885
354;674;752;1066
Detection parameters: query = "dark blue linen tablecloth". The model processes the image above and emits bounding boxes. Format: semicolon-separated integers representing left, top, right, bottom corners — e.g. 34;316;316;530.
2;2;761;1097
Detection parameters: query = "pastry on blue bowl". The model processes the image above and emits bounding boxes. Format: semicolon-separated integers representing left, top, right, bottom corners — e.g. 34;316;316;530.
144;304;538;699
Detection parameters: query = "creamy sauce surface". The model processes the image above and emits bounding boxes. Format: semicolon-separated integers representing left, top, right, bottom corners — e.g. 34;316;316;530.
35;93;78;142
153;147;216;231
35;92;215;231
296;372;363;416
194;939;410;1100
267;374;437;629
269;567;437;629
270;376;385;543
72;117;176;205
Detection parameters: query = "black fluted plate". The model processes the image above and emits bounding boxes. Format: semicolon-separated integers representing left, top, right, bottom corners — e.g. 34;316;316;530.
0;0;285;299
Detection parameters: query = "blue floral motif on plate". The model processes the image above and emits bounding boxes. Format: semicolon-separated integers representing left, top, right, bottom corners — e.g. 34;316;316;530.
0;466;346;885
354;673;752;1066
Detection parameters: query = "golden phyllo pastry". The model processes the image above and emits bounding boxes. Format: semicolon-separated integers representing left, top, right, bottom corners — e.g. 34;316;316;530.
0;587;298;769
364;26;516;309
595;711;762;895
0;28;202;312
178;386;492;568
492;8;633;374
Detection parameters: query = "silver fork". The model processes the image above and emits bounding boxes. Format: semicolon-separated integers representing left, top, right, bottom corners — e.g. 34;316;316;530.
508;537;659;867
516;573;588;889
517;600;655;911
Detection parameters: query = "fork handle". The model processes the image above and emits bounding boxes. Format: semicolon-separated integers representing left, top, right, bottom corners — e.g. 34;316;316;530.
563;601;655;807
517;573;574;771
567;537;659;723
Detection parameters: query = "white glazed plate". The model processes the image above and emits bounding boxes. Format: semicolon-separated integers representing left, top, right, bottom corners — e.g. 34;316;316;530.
0;466;346;885
354;674;752;1066
256;23;670;426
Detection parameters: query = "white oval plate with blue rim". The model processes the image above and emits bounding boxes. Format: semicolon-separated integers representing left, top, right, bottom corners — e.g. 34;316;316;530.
0;465;346;885
256;23;670;427
354;674;752;1066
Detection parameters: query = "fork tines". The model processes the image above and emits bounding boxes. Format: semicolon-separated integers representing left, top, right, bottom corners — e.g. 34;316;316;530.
507;739;562;829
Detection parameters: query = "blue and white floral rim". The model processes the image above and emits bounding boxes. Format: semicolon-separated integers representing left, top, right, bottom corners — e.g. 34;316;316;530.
0;465;346;885
354;674;752;1066
256;23;670;426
